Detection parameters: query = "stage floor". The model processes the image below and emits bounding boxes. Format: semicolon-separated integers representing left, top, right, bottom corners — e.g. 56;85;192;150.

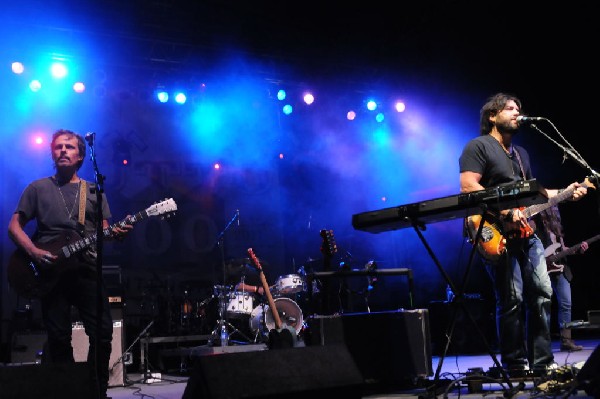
102;336;600;399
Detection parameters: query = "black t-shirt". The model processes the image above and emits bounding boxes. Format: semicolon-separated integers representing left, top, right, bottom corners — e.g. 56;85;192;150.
459;134;533;187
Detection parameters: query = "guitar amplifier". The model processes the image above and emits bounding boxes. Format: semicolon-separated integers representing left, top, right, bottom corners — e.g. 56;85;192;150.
72;320;126;387
304;309;432;390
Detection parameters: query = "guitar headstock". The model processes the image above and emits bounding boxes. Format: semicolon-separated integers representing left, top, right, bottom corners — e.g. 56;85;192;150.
146;198;177;219
247;248;262;271
584;175;598;191
320;229;338;257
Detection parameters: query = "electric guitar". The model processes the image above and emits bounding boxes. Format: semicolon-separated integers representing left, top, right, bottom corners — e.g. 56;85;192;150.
319;229;338;314
247;248;296;349
545;233;600;274
7;198;177;299
466;177;596;262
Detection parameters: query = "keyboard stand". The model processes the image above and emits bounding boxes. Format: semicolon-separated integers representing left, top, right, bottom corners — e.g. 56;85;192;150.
407;207;514;397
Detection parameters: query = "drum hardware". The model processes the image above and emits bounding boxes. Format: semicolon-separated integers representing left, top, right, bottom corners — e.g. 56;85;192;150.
209;285;252;345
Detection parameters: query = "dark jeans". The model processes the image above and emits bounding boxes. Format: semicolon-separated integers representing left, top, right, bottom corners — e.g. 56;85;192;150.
485;235;554;369
41;267;113;398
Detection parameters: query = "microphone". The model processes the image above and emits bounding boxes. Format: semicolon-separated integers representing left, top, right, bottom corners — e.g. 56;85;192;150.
236;209;240;227
85;132;96;146
516;116;544;123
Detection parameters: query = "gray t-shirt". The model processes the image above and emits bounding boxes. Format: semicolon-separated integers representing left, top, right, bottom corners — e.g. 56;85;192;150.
14;176;112;266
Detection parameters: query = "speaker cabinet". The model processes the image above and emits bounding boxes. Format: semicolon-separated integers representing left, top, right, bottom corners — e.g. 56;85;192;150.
72;320;126;387
182;344;364;399
0;362;92;399
577;344;600;397
304;309;432;391
10;331;47;364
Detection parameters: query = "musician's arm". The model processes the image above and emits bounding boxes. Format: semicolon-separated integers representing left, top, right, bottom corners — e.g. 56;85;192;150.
8;212;55;264
460;171;513;219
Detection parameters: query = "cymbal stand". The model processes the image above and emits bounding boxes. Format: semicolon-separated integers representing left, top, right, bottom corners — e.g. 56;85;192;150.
209;285;252;345
129;320;159;384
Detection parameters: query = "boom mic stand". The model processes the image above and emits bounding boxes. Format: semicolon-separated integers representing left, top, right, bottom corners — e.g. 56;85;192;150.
209;211;251;345
528;119;599;182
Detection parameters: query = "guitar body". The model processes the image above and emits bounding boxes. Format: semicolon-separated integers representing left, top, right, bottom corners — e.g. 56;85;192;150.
466;177;596;262
545;233;600;275
8;231;81;298
465;213;508;262
268;326;296;349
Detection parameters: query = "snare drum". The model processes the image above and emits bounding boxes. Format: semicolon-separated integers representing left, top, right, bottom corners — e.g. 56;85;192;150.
249;297;303;335
226;291;254;316
274;274;305;295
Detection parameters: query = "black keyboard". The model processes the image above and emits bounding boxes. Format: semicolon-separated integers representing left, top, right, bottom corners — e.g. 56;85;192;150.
352;179;546;233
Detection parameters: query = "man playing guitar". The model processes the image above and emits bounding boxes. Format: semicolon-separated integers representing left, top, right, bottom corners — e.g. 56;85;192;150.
458;93;588;376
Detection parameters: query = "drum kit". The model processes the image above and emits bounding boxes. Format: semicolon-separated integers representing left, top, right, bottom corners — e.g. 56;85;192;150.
211;272;307;344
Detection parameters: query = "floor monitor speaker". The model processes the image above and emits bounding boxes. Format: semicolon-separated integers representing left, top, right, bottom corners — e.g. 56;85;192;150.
304;309;432;391
182;344;364;399
0;362;92;399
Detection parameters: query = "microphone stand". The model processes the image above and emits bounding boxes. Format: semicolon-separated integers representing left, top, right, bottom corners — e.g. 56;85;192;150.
210;211;251;345
88;134;106;399
530;120;599;178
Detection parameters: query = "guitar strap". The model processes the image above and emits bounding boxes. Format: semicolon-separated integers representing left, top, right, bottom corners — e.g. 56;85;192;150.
78;180;87;228
512;147;527;180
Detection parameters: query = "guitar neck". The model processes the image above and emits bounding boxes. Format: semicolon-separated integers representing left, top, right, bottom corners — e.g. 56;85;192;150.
248;248;282;329
259;271;282;329
525;187;574;219
64;210;149;256
547;234;600;263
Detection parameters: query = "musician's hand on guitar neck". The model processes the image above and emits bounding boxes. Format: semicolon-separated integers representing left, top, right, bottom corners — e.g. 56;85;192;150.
565;182;588;201
580;241;589;253
109;217;133;241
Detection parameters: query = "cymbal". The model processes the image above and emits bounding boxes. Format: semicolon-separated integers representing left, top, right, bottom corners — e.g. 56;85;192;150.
225;257;267;275
225;262;258;276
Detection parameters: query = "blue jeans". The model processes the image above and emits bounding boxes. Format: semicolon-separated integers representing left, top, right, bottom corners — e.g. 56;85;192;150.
485;235;554;369
550;271;572;329
41;268;113;397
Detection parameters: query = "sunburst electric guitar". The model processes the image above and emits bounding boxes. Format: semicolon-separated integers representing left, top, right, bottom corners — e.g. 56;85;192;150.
8;198;177;298
466;177;596;262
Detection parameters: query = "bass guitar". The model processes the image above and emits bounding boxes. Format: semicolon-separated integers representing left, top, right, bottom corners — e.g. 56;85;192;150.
466;177;596;262
8;198;177;299
545;233;600;274
247;247;296;349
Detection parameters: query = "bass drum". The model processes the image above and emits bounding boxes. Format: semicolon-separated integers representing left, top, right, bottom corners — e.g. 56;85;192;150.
249;297;303;336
